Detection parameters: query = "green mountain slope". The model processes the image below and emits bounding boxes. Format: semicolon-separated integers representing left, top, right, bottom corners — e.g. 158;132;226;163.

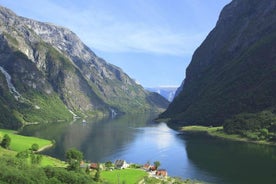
159;0;276;128
0;6;168;129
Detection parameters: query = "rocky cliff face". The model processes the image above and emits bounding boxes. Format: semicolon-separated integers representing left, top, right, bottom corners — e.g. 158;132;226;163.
0;6;168;129
160;0;276;126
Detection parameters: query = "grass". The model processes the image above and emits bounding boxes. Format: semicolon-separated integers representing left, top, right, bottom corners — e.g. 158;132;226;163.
181;125;248;140
0;129;66;167
0;146;16;157
21;93;73;124
181;125;275;145
101;168;147;184
0;129;52;152
39;155;66;167
181;125;222;132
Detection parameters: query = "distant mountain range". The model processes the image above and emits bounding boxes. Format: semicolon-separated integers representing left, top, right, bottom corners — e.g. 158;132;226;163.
0;6;168;129
160;0;276;127
146;87;178;102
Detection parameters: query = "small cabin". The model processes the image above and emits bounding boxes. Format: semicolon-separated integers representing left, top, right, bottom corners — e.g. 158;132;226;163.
143;163;151;171
149;166;157;171
114;160;128;169
156;169;168;178
90;163;99;170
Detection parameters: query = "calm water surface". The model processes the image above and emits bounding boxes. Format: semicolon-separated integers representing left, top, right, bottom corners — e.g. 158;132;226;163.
21;113;276;184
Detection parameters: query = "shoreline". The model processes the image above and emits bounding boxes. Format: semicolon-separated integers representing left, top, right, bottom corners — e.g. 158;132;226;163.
180;125;276;146
36;144;54;153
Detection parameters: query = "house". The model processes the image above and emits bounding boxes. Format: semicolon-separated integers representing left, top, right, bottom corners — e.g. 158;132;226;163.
143;163;151;171
80;161;89;168
149;166;157;171
114;160;128;169
90;163;99;170
156;169;168;178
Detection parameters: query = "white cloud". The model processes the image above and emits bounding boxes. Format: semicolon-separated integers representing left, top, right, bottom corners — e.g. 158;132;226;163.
22;1;206;57
78;20;206;56
2;0;208;56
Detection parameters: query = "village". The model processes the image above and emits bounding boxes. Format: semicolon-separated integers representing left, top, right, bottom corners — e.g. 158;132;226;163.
80;159;169;181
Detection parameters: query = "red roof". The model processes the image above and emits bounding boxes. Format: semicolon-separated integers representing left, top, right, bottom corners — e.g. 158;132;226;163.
156;169;168;177
90;163;99;169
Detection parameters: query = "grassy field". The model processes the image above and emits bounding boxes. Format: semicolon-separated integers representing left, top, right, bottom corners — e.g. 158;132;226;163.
0;128;52;152
181;125;274;145
0;146;16;156
181;125;248;140
101;168;147;184
40;155;66;167
0;128;66;167
181;125;223;132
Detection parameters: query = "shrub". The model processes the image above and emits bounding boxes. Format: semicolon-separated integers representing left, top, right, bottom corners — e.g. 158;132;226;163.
31;143;39;151
1;134;11;149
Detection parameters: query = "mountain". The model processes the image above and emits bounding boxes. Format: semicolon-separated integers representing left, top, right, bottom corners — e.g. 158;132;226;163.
146;87;178;102
0;6;168;129
159;0;276;127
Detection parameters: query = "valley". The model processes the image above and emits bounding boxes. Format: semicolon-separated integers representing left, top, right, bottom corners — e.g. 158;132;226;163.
1;0;276;183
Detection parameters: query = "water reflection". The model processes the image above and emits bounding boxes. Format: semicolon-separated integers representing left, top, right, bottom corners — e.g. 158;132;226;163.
21;113;156;161
183;133;276;184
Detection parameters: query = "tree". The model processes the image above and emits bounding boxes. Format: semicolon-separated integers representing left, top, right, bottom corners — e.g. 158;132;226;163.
85;166;90;174
154;161;161;170
16;150;29;160
65;148;83;171
30;153;43;165
105;161;113;169
94;166;101;182
1;134;11;149
31;143;39;152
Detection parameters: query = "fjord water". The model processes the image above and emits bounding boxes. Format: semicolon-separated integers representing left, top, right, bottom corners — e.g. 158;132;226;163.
21;113;276;184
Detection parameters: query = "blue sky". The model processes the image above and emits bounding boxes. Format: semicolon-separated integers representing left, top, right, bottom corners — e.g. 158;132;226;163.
0;0;231;87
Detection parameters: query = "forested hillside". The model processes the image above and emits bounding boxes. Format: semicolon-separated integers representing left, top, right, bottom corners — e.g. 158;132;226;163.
159;0;276;140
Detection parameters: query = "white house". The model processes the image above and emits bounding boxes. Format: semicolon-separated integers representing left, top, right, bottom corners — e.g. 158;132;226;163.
114;160;128;169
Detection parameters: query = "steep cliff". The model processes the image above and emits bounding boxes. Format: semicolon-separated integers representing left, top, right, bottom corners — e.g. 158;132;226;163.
160;0;276;126
0;6;168;129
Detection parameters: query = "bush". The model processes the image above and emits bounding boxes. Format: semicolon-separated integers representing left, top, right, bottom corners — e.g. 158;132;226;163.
1;134;11;149
242;131;259;141
16;150;29;160
31;143;39;151
30;153;43;165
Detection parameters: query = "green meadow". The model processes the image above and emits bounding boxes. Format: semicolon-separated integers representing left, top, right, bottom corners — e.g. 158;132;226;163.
0;129;66;167
101;168;147;184
0;128;52;152
181;125;275;145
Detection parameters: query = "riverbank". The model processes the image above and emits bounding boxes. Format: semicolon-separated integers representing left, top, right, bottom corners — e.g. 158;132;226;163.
0;128;53;152
180;126;276;146
0;128;66;167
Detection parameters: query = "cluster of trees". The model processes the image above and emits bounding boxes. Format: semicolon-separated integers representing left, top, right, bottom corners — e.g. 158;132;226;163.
223;110;276;141
0;147;99;184
0;154;96;184
65;148;101;182
17;150;43;165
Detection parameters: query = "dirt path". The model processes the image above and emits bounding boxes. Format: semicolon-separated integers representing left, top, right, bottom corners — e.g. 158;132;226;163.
36;144;53;153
